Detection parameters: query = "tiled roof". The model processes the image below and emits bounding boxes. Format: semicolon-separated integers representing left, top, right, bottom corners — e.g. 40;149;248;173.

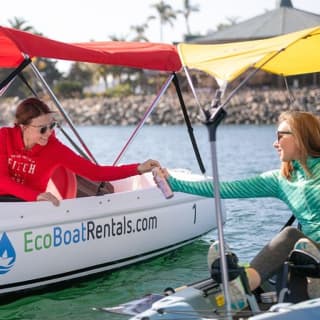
191;4;320;43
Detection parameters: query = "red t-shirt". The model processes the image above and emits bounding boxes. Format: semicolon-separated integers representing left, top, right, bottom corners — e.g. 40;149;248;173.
0;126;139;201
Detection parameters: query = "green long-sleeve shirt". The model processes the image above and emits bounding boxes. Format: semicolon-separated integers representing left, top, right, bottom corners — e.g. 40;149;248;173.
168;157;320;243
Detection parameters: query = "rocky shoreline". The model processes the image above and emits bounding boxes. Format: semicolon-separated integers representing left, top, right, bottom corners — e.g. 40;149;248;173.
1;87;320;126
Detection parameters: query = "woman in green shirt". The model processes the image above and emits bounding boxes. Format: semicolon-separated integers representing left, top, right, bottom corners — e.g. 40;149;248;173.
154;110;320;306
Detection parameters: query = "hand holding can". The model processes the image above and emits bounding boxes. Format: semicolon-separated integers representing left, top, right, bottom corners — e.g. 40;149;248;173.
152;168;174;199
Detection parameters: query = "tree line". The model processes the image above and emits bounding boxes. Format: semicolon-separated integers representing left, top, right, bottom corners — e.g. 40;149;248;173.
2;1;239;99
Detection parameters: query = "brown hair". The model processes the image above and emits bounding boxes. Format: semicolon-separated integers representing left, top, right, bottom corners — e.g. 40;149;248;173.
279;111;320;179
15;97;54;125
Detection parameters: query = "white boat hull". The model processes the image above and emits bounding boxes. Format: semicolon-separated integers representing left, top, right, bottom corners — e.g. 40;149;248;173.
0;171;223;296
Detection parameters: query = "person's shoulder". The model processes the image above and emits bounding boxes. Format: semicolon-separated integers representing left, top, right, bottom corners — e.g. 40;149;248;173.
0;125;12;132
0;125;16;137
309;157;320;171
47;133;70;151
260;169;280;178
310;157;320;163
46;134;62;147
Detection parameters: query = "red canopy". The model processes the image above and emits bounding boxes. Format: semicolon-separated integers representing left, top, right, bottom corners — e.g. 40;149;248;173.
0;26;182;72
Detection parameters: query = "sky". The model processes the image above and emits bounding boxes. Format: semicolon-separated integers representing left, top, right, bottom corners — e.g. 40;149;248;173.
1;0;319;72
1;0;320;44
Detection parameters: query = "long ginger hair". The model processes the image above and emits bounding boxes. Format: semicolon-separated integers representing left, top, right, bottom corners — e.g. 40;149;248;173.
279;111;320;179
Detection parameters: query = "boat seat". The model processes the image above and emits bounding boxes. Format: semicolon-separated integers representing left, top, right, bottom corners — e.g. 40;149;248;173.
274;249;320;303
46;166;77;200
289;249;320;278
76;175;114;197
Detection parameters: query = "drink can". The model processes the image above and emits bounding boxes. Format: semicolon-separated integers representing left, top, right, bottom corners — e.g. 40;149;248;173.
152;168;174;199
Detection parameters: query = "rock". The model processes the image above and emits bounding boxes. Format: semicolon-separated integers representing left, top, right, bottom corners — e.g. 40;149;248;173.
1;87;319;125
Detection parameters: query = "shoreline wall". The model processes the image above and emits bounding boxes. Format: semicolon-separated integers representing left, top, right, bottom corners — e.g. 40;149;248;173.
1;87;320;125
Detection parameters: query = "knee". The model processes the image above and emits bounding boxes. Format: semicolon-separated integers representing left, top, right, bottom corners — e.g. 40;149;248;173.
280;226;303;240
246;267;261;291
279;226;302;239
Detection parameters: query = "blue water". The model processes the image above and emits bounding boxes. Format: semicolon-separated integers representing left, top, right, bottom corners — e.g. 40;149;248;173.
0;124;293;320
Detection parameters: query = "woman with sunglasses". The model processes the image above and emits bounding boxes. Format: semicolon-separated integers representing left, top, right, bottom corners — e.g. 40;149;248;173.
153;110;320;309
0;97;160;206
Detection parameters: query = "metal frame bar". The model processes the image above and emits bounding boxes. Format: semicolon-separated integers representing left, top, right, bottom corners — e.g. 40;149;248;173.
172;73;206;174
29;60;98;164
183;48;286;319
112;73;174;166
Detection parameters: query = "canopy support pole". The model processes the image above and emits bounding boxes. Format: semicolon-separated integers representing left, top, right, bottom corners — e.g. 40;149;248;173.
220;49;285;109
18;73;39;97
203;49;286;319
2;61;91;163
29;60;98;164
172;73;206;174
0;58;31;95
204;104;233;318
282;75;296;104
113;73;174;165
183;66;205;118
0;60;91;163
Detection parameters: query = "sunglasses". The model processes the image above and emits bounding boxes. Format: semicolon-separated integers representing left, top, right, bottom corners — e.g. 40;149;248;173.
277;130;292;142
29;121;57;134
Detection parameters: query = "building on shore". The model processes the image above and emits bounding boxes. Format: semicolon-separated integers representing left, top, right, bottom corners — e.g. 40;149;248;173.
186;0;320;87
188;0;320;44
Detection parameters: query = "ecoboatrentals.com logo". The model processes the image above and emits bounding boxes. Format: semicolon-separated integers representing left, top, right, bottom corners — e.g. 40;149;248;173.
0;232;16;275
24;217;158;252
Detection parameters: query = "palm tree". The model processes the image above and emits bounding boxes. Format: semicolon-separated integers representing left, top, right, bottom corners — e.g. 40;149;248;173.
130;22;150;42
7;17;62;91
8;17;35;32
181;0;199;35
150;1;177;42
216;16;240;31
130;16;155;42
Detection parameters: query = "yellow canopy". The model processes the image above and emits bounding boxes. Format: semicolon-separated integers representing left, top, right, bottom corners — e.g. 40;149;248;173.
178;26;320;82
